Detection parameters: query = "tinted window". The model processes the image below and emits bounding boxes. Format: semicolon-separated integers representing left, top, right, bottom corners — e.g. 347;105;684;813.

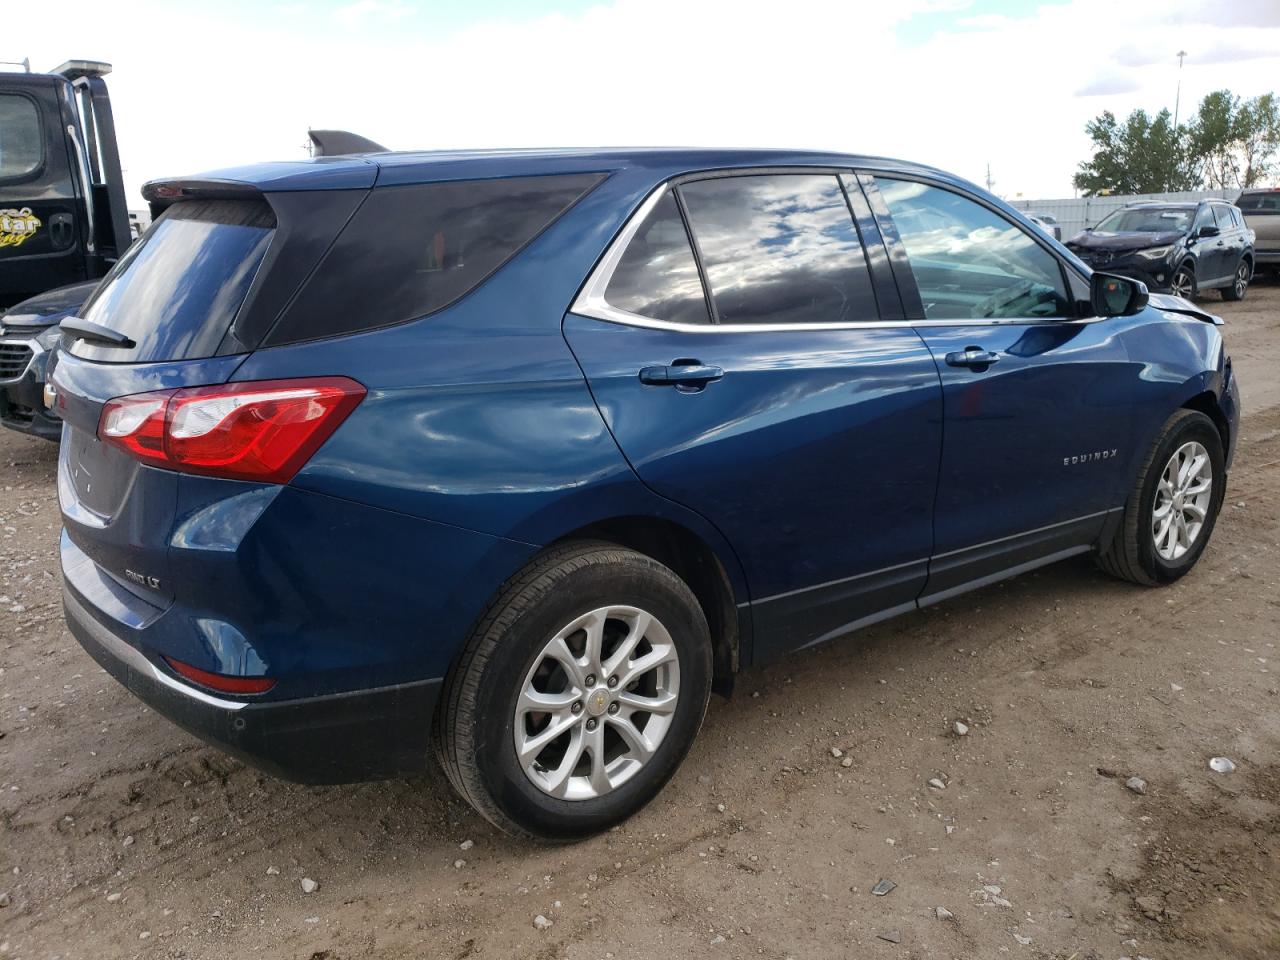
0;95;41;179
1193;206;1216;232
604;191;708;324
1094;207;1192;233
875;178;1070;321
1237;193;1280;214
69;200;274;362
1211;206;1232;229
270;173;602;345
678;174;878;325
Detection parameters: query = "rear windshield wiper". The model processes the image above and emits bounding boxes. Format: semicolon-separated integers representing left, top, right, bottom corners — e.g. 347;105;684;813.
59;316;136;348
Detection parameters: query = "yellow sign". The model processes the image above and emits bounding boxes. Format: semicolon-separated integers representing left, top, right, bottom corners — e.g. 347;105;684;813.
0;208;42;249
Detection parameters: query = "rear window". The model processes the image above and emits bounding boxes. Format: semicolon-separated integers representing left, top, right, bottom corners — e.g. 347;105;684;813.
0;94;42;180
68;200;274;362
1238;193;1280;214
677;174;879;325
266;173;603;345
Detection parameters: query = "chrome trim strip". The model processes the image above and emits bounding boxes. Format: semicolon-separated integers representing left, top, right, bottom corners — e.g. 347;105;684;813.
64;587;248;712
930;508;1117;561
0;338;41;384
752;556;927;606
570;177;1104;333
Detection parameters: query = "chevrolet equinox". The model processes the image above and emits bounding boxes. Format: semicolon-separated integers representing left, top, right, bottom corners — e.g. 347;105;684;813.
54;149;1239;839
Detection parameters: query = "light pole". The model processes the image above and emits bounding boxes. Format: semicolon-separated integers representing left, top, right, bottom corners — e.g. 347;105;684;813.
1173;50;1187;129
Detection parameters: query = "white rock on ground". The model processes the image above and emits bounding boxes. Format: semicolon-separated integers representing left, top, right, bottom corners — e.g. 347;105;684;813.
301;878;318;894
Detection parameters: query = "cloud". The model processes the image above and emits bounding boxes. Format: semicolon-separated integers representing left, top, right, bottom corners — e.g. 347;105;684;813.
1076;74;1142;97
332;0;413;28
6;0;1279;203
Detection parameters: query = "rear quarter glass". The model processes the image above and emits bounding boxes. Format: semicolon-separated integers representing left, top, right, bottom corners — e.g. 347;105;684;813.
67;199;274;363
263;172;605;346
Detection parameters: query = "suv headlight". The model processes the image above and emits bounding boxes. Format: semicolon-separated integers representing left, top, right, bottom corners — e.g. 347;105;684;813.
1135;245;1172;260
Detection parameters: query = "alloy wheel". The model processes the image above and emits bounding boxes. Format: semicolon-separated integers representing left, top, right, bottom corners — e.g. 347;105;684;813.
1234;263;1249;298
514;605;680;800
1170;269;1194;299
1152;440;1213;561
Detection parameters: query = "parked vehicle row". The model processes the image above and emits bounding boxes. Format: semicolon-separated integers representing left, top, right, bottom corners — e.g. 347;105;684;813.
51;147;1237;839
1066;198;1254;301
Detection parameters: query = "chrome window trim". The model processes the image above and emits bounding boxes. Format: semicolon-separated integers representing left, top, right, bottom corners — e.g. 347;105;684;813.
571;175;1105;334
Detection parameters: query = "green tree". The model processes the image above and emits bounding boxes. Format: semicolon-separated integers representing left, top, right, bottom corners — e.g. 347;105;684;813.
1072;108;1197;196
1189;90;1239;188
1234;92;1280;187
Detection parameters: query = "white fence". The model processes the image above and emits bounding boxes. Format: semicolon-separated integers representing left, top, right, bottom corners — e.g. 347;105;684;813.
1008;189;1238;240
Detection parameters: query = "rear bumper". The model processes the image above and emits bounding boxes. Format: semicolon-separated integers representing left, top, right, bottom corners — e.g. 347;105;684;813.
64;582;440;784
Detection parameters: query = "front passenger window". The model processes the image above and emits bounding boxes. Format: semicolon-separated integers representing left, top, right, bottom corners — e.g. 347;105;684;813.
875;178;1070;321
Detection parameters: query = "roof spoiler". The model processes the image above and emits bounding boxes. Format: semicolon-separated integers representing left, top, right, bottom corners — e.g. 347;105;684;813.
308;129;388;157
141;177;264;219
52;59;112;80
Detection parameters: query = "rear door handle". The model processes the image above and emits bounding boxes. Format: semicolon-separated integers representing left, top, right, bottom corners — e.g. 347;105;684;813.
944;347;1001;368
639;363;724;387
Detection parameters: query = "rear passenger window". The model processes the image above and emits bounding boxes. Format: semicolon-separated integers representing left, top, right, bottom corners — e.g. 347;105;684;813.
604;191;709;324
268;173;603;345
875;178;1070;321
678;174;879;325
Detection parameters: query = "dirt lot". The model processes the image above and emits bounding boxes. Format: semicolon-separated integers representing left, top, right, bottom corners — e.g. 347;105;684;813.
1;284;1278;960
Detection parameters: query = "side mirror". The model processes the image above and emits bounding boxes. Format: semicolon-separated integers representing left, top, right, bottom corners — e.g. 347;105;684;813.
1197;224;1220;238
1091;272;1149;317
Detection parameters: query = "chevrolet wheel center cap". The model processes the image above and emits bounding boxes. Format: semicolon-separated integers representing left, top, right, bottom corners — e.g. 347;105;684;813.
586;688;611;717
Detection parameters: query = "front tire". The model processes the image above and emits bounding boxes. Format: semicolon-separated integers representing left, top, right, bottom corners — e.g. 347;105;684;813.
1169;264;1196;300
435;541;712;840
1098;409;1225;586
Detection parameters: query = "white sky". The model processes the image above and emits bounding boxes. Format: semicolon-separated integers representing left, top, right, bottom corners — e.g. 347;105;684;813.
9;0;1280;205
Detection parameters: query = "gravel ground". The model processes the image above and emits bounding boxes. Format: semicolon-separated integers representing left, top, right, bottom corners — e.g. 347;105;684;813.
1;282;1278;960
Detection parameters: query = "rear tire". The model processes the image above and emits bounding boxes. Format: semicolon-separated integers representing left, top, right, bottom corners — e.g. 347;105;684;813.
1097;409;1225;586
1221;260;1250;301
434;541;712;841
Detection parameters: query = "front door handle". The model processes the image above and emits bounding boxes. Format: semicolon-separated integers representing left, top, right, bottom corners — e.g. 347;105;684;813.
639;363;725;387
944;346;1001;368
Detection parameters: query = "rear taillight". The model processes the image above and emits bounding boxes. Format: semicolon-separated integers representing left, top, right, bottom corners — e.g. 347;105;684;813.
99;377;365;483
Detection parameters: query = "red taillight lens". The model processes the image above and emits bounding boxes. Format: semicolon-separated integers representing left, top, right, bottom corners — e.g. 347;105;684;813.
98;377;365;483
164;656;276;695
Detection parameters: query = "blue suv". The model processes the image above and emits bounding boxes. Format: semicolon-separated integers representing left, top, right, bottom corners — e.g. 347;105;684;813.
53;149;1239;839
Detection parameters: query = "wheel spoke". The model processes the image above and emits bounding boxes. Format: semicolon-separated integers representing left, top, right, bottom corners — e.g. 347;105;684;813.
546;635;587;687
1181;454;1207;491
540;726;587;798
616;688;678;716
518;687;580;714
518;711;580;764
618;643;678;688
609;714;658;761
581;611;605;672
603;611;650;678
1183;501;1206;522
585;723;611;795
